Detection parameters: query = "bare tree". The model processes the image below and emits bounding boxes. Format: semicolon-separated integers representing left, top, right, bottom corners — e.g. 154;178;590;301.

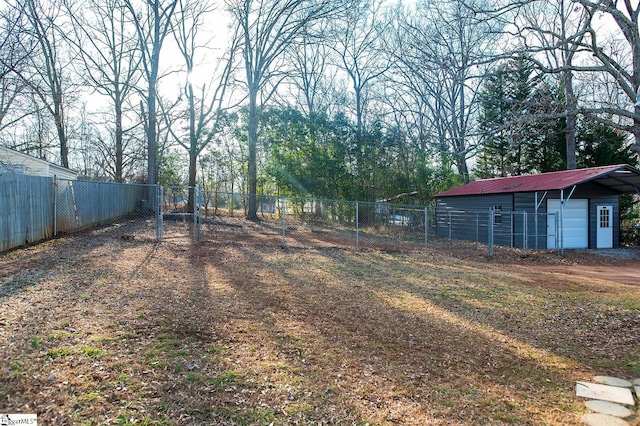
331;0;391;197
166;0;238;211
286;24;336;117
509;0;590;170
63;0;142;182
503;0;640;162
333;0;390;139
226;0;346;220
125;0;178;184
0;1;32;133
569;0;640;158
19;0;73;168
397;0;501;182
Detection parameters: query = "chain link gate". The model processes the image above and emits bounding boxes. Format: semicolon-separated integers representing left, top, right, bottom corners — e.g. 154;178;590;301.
158;186;202;242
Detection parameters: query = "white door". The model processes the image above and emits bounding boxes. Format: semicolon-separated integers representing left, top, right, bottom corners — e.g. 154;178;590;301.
596;205;613;248
547;199;588;249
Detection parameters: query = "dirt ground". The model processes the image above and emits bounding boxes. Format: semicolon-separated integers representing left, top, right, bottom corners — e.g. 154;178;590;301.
1;218;639;425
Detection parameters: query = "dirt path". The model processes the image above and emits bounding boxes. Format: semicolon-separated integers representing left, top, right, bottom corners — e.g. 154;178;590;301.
532;262;640;286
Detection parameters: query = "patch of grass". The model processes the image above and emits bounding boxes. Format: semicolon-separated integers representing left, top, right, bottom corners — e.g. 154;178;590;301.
9;361;25;378
46;348;70;359
146;359;170;370
81;346;108;359
77;392;104;403
30;337;42;349
47;331;72;340
88;335;114;343
167;349;189;357
113;413;153;426
626;358;640;374
208;371;239;387
493;412;523;424
186;372;205;383
120;331;140;340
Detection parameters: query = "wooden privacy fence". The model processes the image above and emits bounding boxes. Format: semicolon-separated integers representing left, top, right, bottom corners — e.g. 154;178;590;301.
0;173;157;252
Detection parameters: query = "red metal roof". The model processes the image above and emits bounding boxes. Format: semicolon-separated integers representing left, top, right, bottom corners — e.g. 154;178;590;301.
436;164;640;197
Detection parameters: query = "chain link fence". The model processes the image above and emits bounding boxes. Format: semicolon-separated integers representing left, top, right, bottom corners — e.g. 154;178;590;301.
54;179;159;240
196;193;560;253
433;208;559;253
159;186;202;241
196;192;428;250
1;175;561;254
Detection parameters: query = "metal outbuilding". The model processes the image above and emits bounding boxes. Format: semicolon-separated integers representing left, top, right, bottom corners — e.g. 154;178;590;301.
435;164;640;250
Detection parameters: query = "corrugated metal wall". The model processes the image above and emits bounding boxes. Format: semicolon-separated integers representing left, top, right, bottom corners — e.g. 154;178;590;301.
436;184;621;250
0;174;54;252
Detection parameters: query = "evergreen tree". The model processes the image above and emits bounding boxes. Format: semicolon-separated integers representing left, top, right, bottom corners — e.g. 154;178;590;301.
577;122;638;168
476;60;568;178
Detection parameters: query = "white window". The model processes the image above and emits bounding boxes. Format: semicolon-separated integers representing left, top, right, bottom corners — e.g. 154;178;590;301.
493;205;502;225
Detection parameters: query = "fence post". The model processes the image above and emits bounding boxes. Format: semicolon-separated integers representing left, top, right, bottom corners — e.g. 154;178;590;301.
510;211;514;248
355;201;359;250
155;184;163;241
488;207;494;255
559;206;564;255
424;207;428;249
476;211;479;242
281;197;286;245
53;176;58;237
193;186;201;242
535;213;539;249
523;211;528;251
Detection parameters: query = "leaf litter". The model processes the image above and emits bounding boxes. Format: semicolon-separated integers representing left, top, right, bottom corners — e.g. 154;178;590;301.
0;220;639;425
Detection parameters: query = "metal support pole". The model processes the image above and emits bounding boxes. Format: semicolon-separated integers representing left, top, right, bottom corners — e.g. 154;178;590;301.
53;176;58;237
356;202;360;250
488;207;494;255
193;186;201;242
553;212;560;252
424;207;428;249
476;211;479;243
281;197;286;245
155;184;163;241
510;211;514;248
523;211;528;251
560;204;564;255
448;211;452;239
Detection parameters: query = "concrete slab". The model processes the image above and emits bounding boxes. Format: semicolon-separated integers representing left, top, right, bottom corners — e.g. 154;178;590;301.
585;400;632;418
582;413;629;426
634;386;640;398
633;378;640;386
593;376;632;388
576;382;635;405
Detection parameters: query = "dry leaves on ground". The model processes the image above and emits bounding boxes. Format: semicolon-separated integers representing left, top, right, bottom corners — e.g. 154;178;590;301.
1;219;639;425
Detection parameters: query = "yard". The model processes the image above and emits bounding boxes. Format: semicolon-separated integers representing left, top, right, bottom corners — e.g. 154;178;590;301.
1;219;639;425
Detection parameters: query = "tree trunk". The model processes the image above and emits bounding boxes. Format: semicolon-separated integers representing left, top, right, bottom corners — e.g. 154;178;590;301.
564;70;577;170
147;84;157;184
456;156;469;183
115;93;124;182
187;80;197;213
247;89;259;220
633;111;640;160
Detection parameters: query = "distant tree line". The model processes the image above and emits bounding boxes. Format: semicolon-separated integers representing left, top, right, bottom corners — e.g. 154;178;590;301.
1;0;639;216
